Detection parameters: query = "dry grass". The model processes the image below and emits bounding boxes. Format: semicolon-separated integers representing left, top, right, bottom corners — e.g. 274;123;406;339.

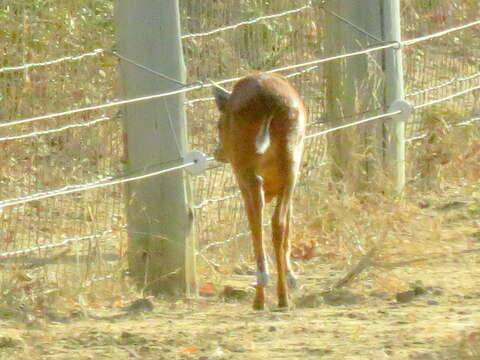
0;6;478;358
196;122;479;295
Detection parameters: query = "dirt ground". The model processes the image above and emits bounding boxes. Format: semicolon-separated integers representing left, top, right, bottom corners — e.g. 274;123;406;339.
1;186;479;360
0;246;479;360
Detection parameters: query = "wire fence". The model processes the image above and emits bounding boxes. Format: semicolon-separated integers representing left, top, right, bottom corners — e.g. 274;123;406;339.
0;0;478;299
0;48;105;74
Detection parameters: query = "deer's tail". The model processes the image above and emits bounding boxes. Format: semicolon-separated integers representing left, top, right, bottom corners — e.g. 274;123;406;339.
255;114;274;154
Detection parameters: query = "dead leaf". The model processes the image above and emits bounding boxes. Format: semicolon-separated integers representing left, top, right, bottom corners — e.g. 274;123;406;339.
16;272;33;282
291;242;318;260
467;331;480;343
181;346;199;353
199;282;215;297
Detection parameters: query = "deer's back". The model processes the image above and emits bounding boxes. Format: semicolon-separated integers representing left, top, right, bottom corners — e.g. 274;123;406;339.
227;73;305;200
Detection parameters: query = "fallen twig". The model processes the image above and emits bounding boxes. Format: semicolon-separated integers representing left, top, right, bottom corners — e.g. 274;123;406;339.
333;247;377;289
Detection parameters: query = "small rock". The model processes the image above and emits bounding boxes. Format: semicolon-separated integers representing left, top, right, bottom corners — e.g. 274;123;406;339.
347;312;368;320
396;290;416;303
418;201;430;209
116;331;148;346
233;265;255;275
436;200;468;211
295;293;323;308
224;344;246;353
470;231;480;241
307;348;333;356
412;283;427;296
122;298;154;314
427;300;439;306
44;310;70;323
370;290;389;299
0;336;21;348
431;287;444;296
223;286;248;301
409;351;439;360
322;289;365;306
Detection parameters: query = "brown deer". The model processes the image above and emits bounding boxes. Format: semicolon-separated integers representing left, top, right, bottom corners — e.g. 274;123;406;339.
212;73;305;310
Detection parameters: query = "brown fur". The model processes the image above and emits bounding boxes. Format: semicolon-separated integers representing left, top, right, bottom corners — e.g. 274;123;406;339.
213;73;305;310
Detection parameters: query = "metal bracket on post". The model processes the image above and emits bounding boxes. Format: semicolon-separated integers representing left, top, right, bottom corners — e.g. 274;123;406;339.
184;150;209;175
388;99;413;122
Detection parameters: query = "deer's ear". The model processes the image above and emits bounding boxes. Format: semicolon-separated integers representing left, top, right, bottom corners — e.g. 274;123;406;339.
212;85;230;113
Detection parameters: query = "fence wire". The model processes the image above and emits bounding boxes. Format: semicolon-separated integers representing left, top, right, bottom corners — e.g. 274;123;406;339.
0;48;105;73
402;0;479;184
0;0;478;300
3;20;478;130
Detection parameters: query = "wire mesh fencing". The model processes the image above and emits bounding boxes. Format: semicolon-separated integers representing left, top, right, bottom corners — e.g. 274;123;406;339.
0;0;125;298
402;1;480;183
181;0;326;278
183;0;480;278
0;0;478;305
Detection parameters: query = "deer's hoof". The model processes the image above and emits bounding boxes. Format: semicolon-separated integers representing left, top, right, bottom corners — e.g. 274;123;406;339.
286;272;298;289
252;301;265;311
256;270;269;287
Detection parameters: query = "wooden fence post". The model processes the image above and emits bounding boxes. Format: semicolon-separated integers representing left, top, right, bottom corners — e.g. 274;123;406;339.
324;0;384;192
383;0;406;193
116;0;196;296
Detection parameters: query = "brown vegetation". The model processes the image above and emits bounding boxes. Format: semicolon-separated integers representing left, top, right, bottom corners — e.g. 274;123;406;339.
0;0;478;358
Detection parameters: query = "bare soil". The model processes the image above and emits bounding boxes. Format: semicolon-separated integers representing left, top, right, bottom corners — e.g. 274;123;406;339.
0;239;479;360
1;181;479;360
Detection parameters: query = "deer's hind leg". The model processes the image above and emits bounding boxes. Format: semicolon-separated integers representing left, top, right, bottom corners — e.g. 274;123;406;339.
284;204;298;289
237;171;268;310
271;169;298;309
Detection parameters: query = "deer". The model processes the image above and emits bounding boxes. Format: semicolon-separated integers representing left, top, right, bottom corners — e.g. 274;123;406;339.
212;72;305;310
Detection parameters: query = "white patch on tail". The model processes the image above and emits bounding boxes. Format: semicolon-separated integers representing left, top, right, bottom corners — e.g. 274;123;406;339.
255;115;273;154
